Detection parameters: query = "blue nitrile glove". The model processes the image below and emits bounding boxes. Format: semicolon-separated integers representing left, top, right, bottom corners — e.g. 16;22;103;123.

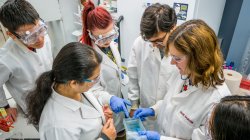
133;108;155;121
138;131;160;140
110;96;131;118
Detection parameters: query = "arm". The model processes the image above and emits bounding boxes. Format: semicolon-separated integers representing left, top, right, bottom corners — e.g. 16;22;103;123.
0;62;18;122
127;39;140;110
0;63;11;108
88;81;113;105
150;100;163;117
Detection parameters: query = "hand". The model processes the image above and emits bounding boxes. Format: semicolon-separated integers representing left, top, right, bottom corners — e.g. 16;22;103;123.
102;119;117;140
110;96;131;118
129;109;136;118
103;104;113;121
138;131;160;140
133;108;155;121
6;107;17;122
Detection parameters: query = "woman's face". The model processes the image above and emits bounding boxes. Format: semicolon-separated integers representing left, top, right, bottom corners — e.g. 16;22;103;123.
169;43;190;75
91;23;115;48
80;65;101;92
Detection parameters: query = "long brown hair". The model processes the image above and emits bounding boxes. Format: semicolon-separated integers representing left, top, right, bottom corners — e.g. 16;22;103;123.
166;19;224;88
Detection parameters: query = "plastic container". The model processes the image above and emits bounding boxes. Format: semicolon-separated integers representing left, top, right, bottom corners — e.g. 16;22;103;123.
123;118;147;140
240;78;250;90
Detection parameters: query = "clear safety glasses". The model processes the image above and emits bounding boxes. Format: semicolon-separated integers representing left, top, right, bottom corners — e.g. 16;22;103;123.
144;33;167;47
170;55;186;63
13;20;48;45
89;26;119;46
83;75;100;83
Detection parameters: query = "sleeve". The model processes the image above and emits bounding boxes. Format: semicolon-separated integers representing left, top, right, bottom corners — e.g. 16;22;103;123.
191;108;211;140
150;100;163;117
89;81;113;105
191;125;207;140
160;136;183;140
41;127;81;140
0;62;12;107
127;38;141;109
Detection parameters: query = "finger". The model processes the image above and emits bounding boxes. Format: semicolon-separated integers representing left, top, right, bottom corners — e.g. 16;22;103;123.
138;131;147;136
133;109;142;118
12;109;17;121
104;118;111;128
13;109;17;117
11;114;17;122
141;117;146;121
109;119;115;129
103;104;109;110
104;113;112;118
123;99;132;106
122;104;129;118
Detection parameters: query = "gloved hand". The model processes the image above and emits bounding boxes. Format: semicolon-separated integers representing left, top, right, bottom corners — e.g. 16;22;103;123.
133;108;155;121
138;131;160;140
110;96;131;118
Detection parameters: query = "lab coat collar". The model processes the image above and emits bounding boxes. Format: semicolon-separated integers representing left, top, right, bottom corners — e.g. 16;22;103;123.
51;89;83;112
94;43;119;71
172;74;199;98
84;91;106;124
148;43;162;62
110;41;121;67
13;38;31;53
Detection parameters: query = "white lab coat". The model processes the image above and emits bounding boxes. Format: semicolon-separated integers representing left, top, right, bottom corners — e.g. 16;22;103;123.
39;89;109;140
91;41;127;132
0;35;53;111
151;71;231;140
127;36;176;108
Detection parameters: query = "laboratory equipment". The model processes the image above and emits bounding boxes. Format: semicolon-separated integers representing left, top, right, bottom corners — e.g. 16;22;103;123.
123;118;147;140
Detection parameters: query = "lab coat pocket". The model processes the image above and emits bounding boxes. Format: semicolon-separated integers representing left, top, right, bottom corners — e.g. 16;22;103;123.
175;111;195;139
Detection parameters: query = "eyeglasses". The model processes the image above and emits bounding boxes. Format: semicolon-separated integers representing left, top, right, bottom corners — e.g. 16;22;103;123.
12;20;48;45
83;75;100;83
170;55;186;63
144;33;168;47
89;26;119;46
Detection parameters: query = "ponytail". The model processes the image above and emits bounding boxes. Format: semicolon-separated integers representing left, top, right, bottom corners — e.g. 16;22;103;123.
81;0;95;46
26;70;54;125
80;0;113;46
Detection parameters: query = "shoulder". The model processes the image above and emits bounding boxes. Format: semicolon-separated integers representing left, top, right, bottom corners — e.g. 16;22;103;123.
0;39;16;61
132;36;148;49
199;83;231;103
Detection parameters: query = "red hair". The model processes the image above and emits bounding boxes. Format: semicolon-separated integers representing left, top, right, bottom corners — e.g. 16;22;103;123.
81;0;113;46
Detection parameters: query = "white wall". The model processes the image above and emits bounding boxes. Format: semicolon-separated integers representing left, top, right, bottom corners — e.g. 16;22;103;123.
194;0;226;35
47;0;81;56
117;0;226;63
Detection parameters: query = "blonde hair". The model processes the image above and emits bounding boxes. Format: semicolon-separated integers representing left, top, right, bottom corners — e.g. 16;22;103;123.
166;19;224;88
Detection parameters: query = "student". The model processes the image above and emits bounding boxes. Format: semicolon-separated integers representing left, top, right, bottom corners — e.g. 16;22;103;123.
127;3;177;116
208;95;250;140
0;0;53;122
81;0;130;136
26;42;116;140
134;19;231;139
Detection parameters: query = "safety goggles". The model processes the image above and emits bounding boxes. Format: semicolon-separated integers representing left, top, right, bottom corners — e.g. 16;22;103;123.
144;33;167;47
83;75;100;83
170;55;186;63
13;20;48;45
89;26;119;46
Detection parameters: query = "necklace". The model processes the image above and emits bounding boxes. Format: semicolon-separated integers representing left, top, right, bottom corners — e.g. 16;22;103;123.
180;76;192;93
